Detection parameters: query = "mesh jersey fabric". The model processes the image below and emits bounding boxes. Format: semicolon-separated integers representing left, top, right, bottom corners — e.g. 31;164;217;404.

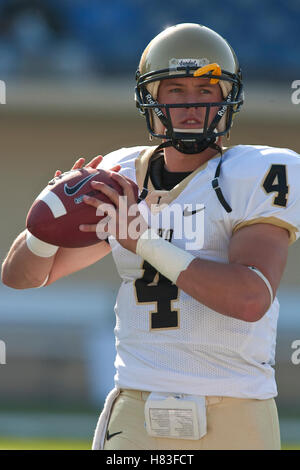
97;144;300;399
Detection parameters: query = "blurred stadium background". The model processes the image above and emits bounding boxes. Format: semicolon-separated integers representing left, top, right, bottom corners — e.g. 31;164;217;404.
0;0;299;450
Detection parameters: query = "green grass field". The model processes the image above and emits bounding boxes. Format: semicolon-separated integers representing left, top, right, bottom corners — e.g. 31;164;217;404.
0;437;299;450
0;438;92;450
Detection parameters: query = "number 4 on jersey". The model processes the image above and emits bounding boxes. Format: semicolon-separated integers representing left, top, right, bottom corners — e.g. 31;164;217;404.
262;164;289;207
134;260;179;330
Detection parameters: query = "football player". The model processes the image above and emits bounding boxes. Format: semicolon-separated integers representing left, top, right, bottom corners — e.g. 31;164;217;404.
2;23;300;450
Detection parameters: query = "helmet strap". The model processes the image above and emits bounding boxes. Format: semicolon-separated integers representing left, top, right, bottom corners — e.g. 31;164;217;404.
211;156;232;213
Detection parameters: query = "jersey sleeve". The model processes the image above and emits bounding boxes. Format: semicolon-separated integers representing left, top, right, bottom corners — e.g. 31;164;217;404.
226;146;300;244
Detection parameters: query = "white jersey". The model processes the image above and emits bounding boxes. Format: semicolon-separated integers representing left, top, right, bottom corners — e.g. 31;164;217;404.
97;144;300;399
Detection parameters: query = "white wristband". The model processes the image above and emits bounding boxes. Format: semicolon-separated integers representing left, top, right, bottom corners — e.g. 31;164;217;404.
248;266;274;308
136;228;195;284
36;274;49;288
26;230;59;258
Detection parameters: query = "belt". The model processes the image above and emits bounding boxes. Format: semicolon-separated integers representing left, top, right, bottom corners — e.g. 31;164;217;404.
120;389;224;405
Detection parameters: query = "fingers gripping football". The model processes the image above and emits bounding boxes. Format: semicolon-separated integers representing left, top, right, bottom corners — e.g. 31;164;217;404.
91;172;136;205
55;156;98;178
54;155;121;178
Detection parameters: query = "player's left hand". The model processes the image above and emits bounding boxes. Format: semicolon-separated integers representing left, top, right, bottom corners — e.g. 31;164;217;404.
79;172;148;253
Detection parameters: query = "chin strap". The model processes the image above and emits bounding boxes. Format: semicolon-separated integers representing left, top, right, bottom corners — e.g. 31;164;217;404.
170;132;216;154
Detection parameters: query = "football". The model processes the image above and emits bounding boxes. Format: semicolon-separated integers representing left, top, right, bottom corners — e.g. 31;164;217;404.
26;167;139;248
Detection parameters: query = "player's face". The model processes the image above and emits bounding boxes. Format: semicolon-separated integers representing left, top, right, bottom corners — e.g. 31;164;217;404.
157;77;223;132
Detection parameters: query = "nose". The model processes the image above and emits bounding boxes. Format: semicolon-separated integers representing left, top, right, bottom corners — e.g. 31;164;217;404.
183;93;204;111
183;105;204;119
184;105;199;113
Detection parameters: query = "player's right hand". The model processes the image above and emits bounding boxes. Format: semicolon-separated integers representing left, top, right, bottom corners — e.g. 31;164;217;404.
53;155;121;178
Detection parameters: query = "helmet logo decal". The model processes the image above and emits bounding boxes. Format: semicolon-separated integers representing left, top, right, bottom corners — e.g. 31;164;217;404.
193;63;221;84
169;58;209;70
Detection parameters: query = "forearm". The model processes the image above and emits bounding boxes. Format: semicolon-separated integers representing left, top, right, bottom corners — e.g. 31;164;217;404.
2;229;112;289
176;257;270;322
1;230;56;289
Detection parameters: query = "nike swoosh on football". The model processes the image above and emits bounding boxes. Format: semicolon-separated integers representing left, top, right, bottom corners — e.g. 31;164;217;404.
64;173;97;196
106;430;123;441
183;206;205;216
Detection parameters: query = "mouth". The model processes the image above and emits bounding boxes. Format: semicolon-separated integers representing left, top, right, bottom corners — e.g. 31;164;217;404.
178;119;203;128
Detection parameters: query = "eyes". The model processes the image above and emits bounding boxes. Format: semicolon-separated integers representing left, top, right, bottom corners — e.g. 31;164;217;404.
157;84;221;103
168;87;212;95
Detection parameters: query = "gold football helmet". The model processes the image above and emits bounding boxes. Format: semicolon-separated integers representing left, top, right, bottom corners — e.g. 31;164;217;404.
135;23;243;154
